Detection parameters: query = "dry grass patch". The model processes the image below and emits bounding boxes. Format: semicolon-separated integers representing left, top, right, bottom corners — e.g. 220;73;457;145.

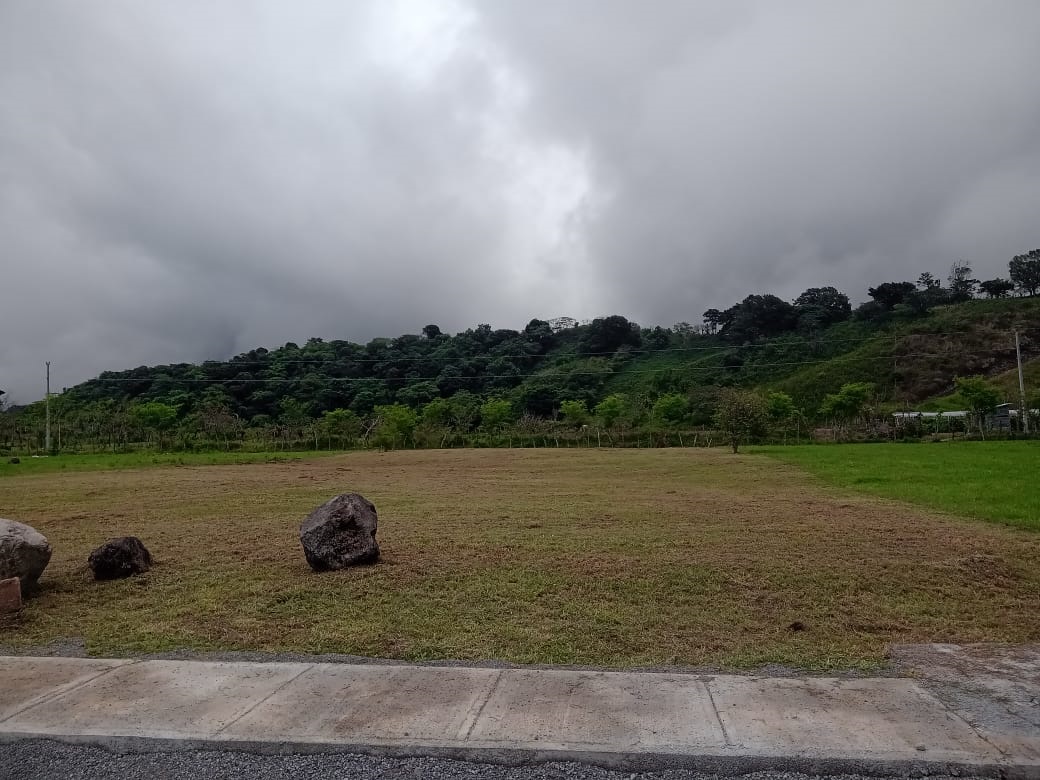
1;448;1038;669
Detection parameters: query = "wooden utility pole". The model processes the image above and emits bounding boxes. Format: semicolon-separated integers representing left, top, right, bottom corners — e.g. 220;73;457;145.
1015;330;1029;434
45;361;51;452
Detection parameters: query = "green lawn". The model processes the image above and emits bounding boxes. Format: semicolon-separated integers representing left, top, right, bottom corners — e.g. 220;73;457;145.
0;450;333;477
755;441;1040;530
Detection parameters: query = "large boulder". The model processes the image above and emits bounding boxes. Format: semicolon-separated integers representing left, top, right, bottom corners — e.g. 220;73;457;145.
300;493;380;571
88;536;152;580
0;518;52;591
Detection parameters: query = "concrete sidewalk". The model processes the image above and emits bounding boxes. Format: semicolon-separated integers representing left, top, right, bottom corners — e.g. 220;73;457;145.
1;656;1037;777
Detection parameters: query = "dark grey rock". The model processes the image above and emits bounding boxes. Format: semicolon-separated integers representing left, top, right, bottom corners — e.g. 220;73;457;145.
88;536;152;580
0;518;52;591
300;493;379;571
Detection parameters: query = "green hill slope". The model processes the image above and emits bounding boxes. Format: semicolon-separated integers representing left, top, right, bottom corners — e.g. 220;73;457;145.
593;298;1039;415
771;298;1040;411
3;299;1038;451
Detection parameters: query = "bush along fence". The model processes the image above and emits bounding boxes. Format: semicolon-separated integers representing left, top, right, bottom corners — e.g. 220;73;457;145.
2;380;1037;457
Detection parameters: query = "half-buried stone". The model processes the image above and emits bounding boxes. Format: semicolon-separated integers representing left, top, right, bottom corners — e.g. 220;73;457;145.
300;493;380;571
88;536;152;580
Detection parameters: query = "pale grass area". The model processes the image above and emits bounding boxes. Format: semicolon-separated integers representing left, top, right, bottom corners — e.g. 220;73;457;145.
1;448;1038;669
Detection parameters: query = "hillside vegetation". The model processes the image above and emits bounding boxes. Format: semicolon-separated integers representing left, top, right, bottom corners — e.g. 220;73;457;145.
774;298;1040;410
3;255;1040;452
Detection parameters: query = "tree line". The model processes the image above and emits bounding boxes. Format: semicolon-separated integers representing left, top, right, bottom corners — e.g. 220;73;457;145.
2;249;1037;455
703;252;1040;343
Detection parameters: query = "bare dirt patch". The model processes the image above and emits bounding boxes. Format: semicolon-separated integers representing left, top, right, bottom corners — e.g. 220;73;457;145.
1;448;1038;669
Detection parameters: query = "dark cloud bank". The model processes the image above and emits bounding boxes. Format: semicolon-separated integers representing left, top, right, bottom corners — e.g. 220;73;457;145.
2;0;1039;401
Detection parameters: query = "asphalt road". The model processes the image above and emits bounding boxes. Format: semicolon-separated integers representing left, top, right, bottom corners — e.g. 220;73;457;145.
0;741;989;780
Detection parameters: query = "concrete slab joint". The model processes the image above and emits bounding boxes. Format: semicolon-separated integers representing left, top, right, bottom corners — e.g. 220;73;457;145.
0;655;1035;776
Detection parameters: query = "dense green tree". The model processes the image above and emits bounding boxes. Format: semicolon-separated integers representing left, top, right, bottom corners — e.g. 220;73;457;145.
350;385;390;414
852;300;888;322
438;365;474;397
819;382;873;430
1010;249;1040;296
643;326;671;349
652;393;688;427
372;403;417;449
479;398;513;431
579;315;642;354
594;393;627;429
522;319;556;350
979;278;1015;298
448;392;481;431
419;397;452;428
702;309;723;335
279;397;311;425
559;399;589;427
917;272;939;290
714;389;768;453
955;376;1001;438
396;381;440;408
793;287;851;328
130;401;178;432
867;281;916;310
129;401;179;448
485;357;522;390
766;391;796;444
719;295;798;342
766;391;795;420
685;386;720;426
320;408;361;447
908;272;951;312
515;382;560;417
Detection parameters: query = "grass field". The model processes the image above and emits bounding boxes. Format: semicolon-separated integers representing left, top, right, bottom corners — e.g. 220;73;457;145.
755;441;1040;530
2;448;1038;669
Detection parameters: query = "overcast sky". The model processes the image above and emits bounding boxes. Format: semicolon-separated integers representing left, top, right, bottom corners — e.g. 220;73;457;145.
2;0;1039;402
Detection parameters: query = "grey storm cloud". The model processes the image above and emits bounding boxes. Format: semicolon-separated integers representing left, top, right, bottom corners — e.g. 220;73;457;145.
474;0;1040;318
2;0;1039;401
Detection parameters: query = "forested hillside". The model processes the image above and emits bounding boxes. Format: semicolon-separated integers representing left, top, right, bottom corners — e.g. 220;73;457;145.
3;254;1039;453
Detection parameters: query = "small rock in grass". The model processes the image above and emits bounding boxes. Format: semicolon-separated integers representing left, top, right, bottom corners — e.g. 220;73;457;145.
88;536;152;580
0;518;52;591
787;620;807;632
300;493;380;571
0;577;21;613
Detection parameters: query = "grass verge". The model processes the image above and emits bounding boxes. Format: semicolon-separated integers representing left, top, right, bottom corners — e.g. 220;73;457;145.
754;441;1040;530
